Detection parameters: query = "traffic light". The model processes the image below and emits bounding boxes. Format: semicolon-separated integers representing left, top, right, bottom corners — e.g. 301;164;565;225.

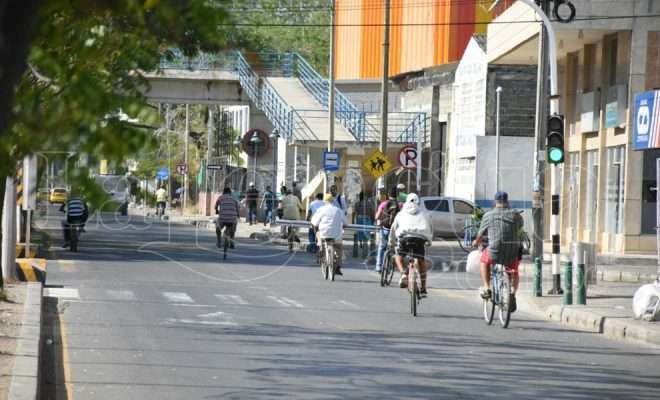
546;114;565;164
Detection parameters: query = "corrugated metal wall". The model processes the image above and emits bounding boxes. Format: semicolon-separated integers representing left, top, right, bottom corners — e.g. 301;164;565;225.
335;0;497;79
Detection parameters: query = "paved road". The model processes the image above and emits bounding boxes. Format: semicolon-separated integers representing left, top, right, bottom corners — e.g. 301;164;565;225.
38;210;660;399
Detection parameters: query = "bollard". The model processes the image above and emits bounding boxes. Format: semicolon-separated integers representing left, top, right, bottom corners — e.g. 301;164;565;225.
576;263;586;305
533;257;543;297
352;233;358;258
563;261;573;305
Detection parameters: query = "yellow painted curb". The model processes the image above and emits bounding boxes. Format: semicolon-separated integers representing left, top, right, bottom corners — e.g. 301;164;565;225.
16;258;47;283
15;243;38;258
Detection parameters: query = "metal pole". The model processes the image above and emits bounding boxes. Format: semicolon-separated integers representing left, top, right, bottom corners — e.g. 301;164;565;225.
183;104;189;214
656;158;660;282
379;0;391;188
327;0;336;191
205;108;213;216
25;210;31;258
2;177;17;284
253;143;258;184
495;86;502;191
166;106;172;212
272;133;278;225
416;123;422;193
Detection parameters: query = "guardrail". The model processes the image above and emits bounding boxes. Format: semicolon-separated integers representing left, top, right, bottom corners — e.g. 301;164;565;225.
275;219;380;233
160;49;238;71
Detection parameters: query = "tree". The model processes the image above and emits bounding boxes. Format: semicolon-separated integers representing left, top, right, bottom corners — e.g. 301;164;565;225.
0;0;234;287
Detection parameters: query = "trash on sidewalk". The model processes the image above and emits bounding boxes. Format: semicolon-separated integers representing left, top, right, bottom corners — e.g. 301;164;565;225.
632;282;660;321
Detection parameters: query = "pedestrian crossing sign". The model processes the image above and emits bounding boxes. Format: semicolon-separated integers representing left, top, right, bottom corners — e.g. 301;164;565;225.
363;149;392;179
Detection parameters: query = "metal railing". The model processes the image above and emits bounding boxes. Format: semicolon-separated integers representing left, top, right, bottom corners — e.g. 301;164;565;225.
163;49;429;145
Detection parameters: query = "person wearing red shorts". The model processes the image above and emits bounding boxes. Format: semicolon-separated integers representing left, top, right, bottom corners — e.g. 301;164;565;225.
472;191;524;312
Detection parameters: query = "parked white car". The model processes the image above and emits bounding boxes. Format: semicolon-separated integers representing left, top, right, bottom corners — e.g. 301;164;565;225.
419;196;476;238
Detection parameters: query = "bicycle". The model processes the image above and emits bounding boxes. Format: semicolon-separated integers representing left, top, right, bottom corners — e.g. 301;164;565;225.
68;223;82;252
458;223;480;253
397;238;429;317
216;221;235;260
318;238;337;281
287;225;297;253
483;263;514;328
379;249;395;287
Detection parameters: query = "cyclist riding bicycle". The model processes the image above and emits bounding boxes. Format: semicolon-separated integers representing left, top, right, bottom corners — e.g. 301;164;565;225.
311;193;345;276
472;191;524;312
60;194;89;248
215;187;240;249
388;193;433;296
281;188;304;242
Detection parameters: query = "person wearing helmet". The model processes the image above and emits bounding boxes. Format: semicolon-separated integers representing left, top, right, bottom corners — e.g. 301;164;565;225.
245;182;259;225
388;193;433;296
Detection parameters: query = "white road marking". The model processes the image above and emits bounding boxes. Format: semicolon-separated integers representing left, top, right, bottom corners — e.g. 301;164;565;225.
105;290;137;301
215;294;248;305
268;296;304;308
197;311;226;318
43;288;80;299
336;300;360;309
163;318;237;326
162;292;194;303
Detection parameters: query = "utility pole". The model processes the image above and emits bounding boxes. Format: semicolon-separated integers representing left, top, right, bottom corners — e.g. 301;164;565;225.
326;0;336;192
379;0;391;189
532;0;549;269
205;107;213;216
495;86;502;191
183;104;189;214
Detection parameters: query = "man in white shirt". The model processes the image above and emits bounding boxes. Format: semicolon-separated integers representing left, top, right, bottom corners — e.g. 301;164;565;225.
311;193;345;275
330;184;347;215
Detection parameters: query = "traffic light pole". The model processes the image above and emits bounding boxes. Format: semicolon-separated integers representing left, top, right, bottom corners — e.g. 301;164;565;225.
498;0;562;293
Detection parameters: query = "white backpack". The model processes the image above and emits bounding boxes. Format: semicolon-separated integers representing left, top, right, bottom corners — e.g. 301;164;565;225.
632;283;660;321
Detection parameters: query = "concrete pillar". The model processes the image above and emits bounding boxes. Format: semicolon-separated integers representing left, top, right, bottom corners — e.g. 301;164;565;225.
428;85;442;196
2;177;17;283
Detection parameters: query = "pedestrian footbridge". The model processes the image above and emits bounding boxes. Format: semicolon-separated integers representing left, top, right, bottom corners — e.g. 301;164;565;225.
143;50;428;147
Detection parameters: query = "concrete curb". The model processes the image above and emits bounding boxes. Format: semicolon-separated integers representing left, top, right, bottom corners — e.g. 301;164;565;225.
518;293;660;347
15;259;47;283
9;282;43;400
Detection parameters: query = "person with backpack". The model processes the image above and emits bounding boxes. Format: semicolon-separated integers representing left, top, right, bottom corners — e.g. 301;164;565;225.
374;186;401;273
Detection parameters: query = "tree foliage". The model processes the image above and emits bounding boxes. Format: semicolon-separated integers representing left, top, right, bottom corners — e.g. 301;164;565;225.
230;0;331;74
2;0;232;179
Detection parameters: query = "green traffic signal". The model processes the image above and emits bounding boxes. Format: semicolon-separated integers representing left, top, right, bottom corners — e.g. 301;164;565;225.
546;114;565;165
548;147;564;163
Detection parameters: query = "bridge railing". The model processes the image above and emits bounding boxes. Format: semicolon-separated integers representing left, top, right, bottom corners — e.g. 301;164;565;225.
160;49;238;71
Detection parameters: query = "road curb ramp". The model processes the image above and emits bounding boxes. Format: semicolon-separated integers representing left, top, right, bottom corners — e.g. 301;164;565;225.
8;282;42;400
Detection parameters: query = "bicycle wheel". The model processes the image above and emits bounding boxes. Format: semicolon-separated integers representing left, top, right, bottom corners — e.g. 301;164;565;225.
385;252;396;286
288;228;293;253
498;273;512;328
223;234;228;260
409;269;418;316
457;227;472;253
379;250;389;287
329;247;336;282
70;227;78;252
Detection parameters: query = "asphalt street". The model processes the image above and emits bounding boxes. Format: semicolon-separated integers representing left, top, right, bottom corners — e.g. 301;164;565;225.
37;208;660;399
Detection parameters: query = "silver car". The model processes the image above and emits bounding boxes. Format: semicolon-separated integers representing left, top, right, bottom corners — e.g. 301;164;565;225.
419;196;476;238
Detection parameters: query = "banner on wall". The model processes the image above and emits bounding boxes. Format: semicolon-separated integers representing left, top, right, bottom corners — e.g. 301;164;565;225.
633;90;660;150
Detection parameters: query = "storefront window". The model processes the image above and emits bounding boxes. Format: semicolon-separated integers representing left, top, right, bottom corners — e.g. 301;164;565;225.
605;146;625;235
584;150;599;239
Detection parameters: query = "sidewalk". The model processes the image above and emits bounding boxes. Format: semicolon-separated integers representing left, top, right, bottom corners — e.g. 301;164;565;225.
517;280;660;347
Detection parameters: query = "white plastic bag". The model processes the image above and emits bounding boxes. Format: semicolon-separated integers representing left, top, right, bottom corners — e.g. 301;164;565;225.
466;250;482;274
632;283;660;321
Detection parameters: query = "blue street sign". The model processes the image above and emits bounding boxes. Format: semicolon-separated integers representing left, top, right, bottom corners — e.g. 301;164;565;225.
323;151;340;172
156;167;169;179
633;90;660;150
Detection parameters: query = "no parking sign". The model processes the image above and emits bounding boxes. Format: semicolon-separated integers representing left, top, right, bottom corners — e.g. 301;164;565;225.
398;145;418;170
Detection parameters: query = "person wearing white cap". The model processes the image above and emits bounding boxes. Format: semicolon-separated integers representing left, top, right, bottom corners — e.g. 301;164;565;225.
388;193;433;296
245;182;259;225
311;193;346;276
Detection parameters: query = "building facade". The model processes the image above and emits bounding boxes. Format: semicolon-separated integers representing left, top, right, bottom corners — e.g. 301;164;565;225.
334;0;493;79
487;0;660;254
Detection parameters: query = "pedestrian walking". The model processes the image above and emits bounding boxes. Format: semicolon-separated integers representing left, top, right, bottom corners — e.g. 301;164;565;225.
246;182;259;225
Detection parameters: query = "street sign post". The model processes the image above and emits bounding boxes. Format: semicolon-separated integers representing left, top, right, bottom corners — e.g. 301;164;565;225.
323;151;340;172
363;149;392;179
398;145;418;170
